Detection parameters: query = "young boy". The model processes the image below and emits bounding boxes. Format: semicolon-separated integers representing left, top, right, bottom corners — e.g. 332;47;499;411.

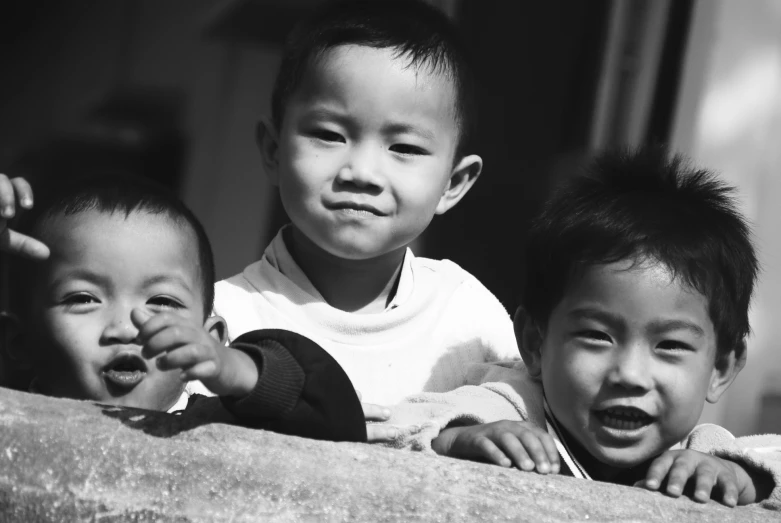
386;148;781;507
0;174;365;442
214;0;519;412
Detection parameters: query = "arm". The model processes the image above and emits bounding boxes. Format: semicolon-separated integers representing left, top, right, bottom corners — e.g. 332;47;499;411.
217;329;368;443
0;174;49;259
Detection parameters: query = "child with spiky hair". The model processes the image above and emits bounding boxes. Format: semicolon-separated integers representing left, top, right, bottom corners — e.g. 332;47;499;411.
388;148;781;507
213;0;519;435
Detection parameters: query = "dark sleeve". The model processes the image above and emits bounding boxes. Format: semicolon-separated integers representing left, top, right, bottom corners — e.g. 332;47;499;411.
219;329;367;443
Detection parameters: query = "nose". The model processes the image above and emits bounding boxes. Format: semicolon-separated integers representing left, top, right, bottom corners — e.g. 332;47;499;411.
100;305;140;345
335;143;383;192
607;342;653;391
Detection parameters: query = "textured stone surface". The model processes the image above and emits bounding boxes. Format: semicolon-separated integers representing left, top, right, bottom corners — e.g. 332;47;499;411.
0;387;779;522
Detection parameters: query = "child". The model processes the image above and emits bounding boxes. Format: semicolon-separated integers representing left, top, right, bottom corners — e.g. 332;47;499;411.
387;148;781;507
0;174;366;442
214;0;519;411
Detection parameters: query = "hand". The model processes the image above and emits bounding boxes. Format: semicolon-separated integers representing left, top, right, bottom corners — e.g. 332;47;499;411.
638;449;758;506
356;390;397;443
0;174;49;259
432;420;560;474
131;308;256;397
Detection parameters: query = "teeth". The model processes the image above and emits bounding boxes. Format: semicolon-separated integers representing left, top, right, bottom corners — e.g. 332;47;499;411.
603;417;646;431
606;408;646;419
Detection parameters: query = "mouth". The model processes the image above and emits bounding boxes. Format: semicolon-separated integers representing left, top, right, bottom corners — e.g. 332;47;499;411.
102;353;148;389
594;406;654;432
327;201;385;217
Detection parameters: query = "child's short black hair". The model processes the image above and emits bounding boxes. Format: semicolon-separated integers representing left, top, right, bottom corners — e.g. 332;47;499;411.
19;175;215;318
271;0;476;157
522;147;758;364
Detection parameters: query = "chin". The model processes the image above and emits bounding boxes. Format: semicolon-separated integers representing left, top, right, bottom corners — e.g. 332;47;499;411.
591;445;659;470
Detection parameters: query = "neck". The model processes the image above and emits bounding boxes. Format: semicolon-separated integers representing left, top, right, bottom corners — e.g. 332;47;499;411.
285;227;406;313
556;421;651;485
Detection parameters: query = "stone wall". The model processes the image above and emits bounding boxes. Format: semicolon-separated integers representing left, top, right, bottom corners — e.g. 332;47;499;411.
0;387;777;522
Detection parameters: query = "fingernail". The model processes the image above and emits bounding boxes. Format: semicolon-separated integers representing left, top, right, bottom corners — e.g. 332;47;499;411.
725;495;736;506
551;464;560;474
538;462;550;473
2;206;12;217
645;479;658;488
21;198;32;208
382;408;391;418
522;459;534;470
667;485;681;494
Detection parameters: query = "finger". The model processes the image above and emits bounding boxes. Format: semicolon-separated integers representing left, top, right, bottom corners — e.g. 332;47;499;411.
496;432;534;471
518;431;553;473
0;228;50;259
130;308;154;330
362;402;391;422
0;174;14;217
134;311;187;343
366;424;399;443
715;473;739;507
538;431;560;473
143;324;201;358
180;360;219;382
664;457;696;498
692;466;718;503
10;177;34;209
157;343;210;370
475;437;512;468
643;453;676;491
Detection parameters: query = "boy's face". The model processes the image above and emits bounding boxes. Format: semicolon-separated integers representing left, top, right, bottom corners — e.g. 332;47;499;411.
25;210;205;411
526;260;740;475
266;44;477;261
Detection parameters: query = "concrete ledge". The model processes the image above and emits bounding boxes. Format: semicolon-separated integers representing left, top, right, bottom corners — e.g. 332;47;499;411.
0;387;777;522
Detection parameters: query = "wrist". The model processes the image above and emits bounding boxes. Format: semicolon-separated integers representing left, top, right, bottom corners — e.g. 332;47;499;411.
221;348;259;398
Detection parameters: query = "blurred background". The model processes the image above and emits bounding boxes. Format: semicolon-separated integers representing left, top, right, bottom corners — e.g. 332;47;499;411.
0;0;779;435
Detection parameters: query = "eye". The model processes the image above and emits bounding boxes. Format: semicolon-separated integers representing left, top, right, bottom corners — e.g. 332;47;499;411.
62;293;99;306
389;144;428;156
309;129;345;143
657;340;694;352
576;330;612;343
147;296;184;310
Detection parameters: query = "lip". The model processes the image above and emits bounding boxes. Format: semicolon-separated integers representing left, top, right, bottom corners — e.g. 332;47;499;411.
326;201;386;217
592;405;655;439
102;352;148;389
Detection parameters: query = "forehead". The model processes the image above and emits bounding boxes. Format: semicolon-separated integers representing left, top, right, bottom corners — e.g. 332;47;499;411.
38;209;202;288
293;44;459;130
556;260;715;334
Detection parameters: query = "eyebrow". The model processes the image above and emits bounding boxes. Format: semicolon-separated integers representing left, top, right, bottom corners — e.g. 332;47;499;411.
567;307;706;337
383;122;436;142
142;274;195;294
303;107;436;142
646;319;706;338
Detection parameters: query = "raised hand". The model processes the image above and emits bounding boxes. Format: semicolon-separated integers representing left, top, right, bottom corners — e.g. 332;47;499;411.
0;174;49;259
131;308;255;397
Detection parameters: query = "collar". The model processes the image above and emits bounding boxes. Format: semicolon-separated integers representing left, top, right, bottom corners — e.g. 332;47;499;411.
264;224;415;311
543;397;593;480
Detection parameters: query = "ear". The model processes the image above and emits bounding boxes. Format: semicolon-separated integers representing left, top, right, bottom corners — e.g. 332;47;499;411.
435;154;483;215
256;117;281;186
514;307;544;381
705;340;746;403
204;315;229;346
